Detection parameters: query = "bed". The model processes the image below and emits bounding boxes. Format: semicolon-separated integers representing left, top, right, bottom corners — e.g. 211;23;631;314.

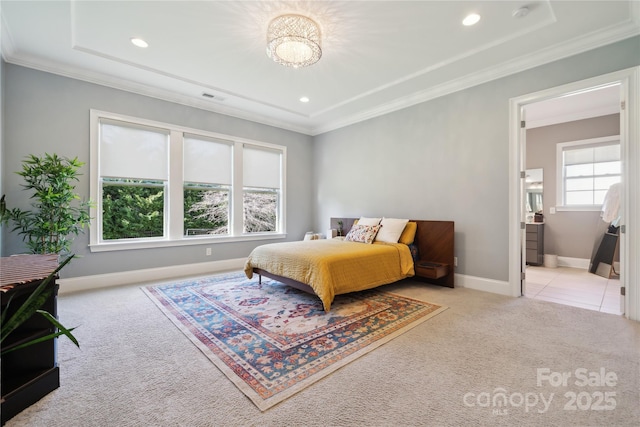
244;218;455;311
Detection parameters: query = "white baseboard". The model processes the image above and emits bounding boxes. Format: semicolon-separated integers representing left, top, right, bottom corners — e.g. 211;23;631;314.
57;258;246;295
60;262;515;298
454;273;512;296
557;256;590;269
454;258;600;297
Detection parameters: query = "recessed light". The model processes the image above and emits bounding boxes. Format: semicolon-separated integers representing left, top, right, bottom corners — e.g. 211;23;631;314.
300;96;310;103
130;37;149;48
462;13;481;26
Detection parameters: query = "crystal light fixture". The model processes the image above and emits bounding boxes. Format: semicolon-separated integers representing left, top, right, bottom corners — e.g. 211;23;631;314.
266;14;322;68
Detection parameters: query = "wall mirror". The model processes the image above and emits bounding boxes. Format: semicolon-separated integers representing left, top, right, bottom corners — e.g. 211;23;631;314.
525;168;543;213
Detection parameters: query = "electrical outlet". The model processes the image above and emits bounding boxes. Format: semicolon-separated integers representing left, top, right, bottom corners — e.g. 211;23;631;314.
454;257;458;267
206;247;212;256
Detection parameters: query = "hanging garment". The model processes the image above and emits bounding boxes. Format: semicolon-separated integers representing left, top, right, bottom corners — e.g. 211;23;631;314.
601;182;621;223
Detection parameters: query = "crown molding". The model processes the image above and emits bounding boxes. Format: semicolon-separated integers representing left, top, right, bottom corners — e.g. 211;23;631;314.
311;1;558;120
3;54;315;136
3;14;638;138
71;45;307;119
311;21;640;135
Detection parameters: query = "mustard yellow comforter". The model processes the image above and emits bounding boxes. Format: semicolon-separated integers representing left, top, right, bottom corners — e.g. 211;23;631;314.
244;239;415;311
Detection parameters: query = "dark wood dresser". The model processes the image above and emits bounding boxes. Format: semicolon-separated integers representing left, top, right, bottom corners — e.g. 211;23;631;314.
526;223;544;266
1;254;60;425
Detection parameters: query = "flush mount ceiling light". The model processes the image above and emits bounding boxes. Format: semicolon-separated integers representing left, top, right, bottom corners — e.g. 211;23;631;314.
266;14;322;68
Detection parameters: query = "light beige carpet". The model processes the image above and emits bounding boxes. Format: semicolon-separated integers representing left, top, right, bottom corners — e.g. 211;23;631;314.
5;275;640;427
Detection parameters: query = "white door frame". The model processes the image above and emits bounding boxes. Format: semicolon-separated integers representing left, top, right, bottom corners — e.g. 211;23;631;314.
508;66;640;321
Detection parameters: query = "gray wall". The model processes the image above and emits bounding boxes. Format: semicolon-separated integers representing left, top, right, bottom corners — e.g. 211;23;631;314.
313;36;639;282
2;65;314;278
3;36;639;284
526;114;619;259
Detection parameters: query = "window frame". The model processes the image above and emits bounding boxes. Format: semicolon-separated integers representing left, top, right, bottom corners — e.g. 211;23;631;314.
89;109;287;252
555;135;620;212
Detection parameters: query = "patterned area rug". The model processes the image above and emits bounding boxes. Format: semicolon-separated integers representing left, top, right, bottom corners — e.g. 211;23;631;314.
143;272;447;410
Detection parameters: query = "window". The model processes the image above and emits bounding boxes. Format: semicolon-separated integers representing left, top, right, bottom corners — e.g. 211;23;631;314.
90;110;286;251
243;146;282;233
183;135;232;236
99;120;169;240
556;136;620;210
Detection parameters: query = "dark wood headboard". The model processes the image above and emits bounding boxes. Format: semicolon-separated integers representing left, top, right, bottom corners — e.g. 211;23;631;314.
329;218;455;288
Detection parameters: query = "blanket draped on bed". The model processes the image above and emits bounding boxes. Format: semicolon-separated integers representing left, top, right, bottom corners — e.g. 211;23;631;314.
244;239;415;311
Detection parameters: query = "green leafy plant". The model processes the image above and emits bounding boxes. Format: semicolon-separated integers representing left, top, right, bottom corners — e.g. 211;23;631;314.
0;153;92;254
0;254;79;356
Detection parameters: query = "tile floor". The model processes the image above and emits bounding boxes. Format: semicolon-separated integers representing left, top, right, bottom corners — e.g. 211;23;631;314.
525;265;622;315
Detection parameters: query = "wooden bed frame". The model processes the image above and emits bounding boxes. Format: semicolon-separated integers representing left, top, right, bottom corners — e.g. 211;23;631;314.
254;218;455;293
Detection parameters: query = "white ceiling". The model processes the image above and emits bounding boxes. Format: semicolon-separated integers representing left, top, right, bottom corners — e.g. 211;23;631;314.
2;1;638;135
525;83;623;129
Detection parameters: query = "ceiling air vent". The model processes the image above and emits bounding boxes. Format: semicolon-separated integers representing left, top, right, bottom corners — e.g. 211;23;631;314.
201;92;225;101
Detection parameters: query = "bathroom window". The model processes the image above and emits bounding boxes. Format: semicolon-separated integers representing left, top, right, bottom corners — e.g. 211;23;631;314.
556;135;620;210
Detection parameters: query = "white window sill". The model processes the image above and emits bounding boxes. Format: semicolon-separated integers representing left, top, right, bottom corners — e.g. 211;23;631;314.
89;233;287;252
555;205;602;213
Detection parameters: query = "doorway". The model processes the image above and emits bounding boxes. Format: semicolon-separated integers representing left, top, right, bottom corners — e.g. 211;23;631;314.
522;85;622;314
508;67;640;321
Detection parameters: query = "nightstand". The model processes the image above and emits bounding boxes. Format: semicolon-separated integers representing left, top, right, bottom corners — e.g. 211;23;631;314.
415;261;449;280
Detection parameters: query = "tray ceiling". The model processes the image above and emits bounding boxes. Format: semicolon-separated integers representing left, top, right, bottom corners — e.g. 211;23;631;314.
2;1;638;135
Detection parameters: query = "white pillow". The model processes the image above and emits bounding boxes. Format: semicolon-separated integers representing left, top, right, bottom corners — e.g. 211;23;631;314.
357;217;382;226
375;217;409;243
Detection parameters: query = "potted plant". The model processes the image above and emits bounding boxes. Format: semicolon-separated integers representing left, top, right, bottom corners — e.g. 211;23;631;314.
0;152;89;361
0;153;88;421
0;153;92;255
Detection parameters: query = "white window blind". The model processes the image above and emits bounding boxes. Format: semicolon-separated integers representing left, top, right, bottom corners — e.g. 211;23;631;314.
558;137;620;207
243;145;281;189
564;144;619;167
90;109;287;250
183;135;233;185
100;119;169;180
